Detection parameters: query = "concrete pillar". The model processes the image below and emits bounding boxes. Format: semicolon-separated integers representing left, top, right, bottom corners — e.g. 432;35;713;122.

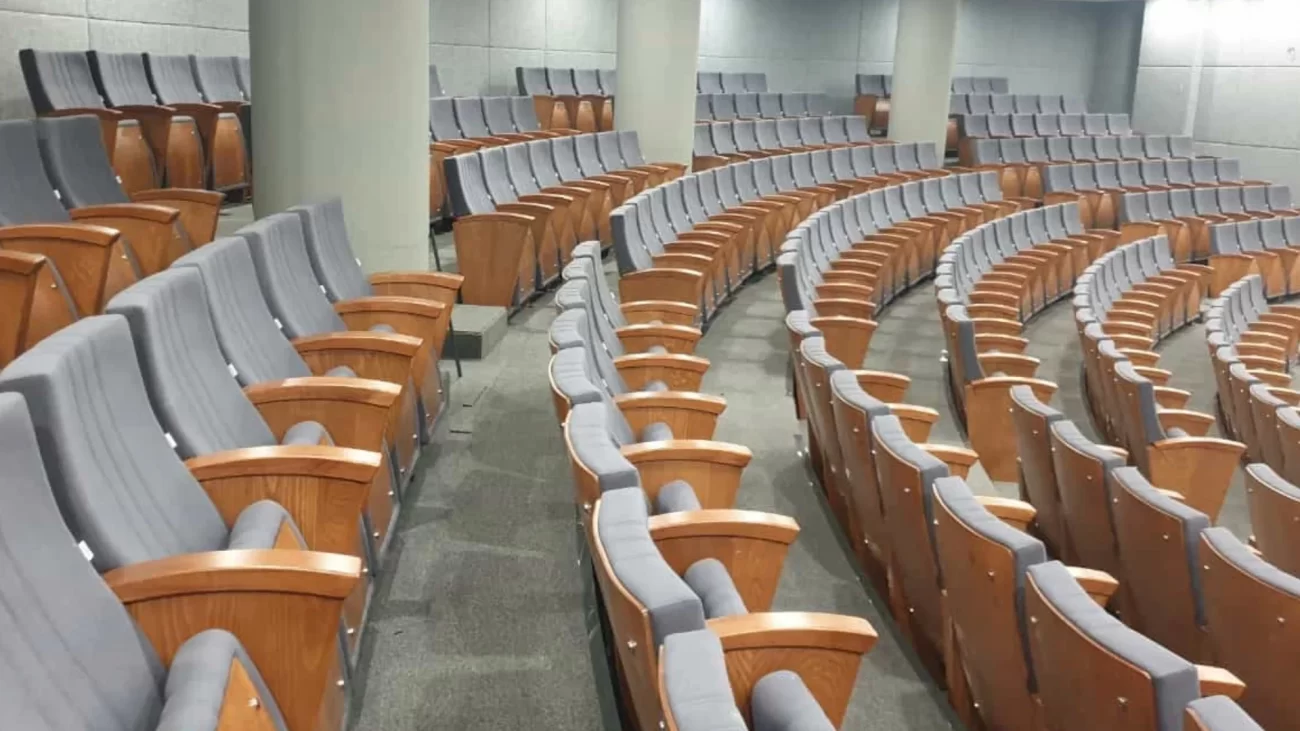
888;0;963;149
249;0;428;271
615;0;701;165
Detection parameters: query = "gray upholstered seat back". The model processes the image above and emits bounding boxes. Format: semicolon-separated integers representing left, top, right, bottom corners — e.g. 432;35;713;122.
17;49;104;113
597;487;707;644
483;96;517;134
516;67;548;95
144;53;204;104
290;198;371;302
566;402;642;493
190;55;244;103
547;68;577;96
235;56;252;98
0;392;175;731
0;119;74;225
236;213;347;339
428;64;445;97
105;267;276;459
429;97;463;140
36;114;130;208
1027;560;1200;731
88;51;159;106
573;68;601;95
0;316;229;571
452;97;492;138
171;237;313;385
599;69;617;94
661;629;749;731
511;96;543;133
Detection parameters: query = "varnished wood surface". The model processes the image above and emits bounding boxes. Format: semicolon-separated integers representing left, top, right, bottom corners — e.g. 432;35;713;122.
650;509;799;612
0;222;135;315
621;439;752;509
0;250;77;367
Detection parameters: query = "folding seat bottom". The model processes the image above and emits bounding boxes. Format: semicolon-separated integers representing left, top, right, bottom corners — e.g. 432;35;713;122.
226;499;304;550
162;629;284;731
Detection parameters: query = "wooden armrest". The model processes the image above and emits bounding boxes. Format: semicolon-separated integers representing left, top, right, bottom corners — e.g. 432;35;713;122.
976;496;1037;532
1117;348;1161;368
1153;386;1191;410
920;443;981;479
242;376;400;454
620;299;700;326
888;404;941;443
292;331;421;385
1157;409;1216;436
186;447;379;556
976;352;1041;378
614;351;712;392
1066;566;1120;606
368;271;464;305
649;509;800;612
1195;665;1246;700
621;439;752;510
614;391;727;441
105;549;361;731
0;221;120;246
619;267;704;308
617;323;702;354
853;369;911;403
969;316;1024;337
975;333;1029;354
705;611;878;728
1249;370;1293;389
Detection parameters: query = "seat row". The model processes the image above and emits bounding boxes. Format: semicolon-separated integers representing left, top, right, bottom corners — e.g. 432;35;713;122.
0;192;464;729
0;114;226;322
618;144;957;322
778;189;1265;730
1115;183;1290;270
691;116;874;170
856;74;1013;133
545;244;881;731
694;91;832;121
696;70;768;93
515;66;616;132
958;111;1132;147
951;92;1087;117
21;48;251;195
444;131;684;307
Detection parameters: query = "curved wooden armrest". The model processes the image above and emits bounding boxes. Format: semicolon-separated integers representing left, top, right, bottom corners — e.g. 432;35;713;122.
614;351;712;392
46;106;122;119
1157;409;1215;436
1153;386;1191;410
105;549;361;731
132;187;224;206
186;446;379;556
1196;665;1246;700
615;390;727;441
210;100;248;115
619;267;704;307
889;403;941;442
0;222;120;246
433;140;485;155
459;210;536;227
920;443;981;479
71;202;179;224
115;103;177;117
292;331;420;385
975;333;1029;354
1249;370;1294;389
617;322;703;354
620;299;700;326
853;369;911;403
1133;365;1172;385
977;352;1041;378
1066;566;1120;606
813;298;876;321
336;295;447;328
168;101;222;116
621;439;752;510
1265;386;1300;405
650;509;800;611
368;271;464;304
243;376;400;453
1101;320;1154;338
705;611;878;727
966;302;1022;322
976;495;1037;533
1117;348;1161;367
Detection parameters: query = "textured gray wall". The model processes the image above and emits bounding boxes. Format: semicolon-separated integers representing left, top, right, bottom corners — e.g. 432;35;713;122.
0;0;248;118
1133;0;1300;191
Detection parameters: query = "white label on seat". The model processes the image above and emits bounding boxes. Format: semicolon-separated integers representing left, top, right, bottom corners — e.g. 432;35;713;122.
273;318;283;330
116;175;123;185
164;432;177;449
52;189;61;201
356;258;362;267
78;540;94;562
227;363;239;378
319;284;327;294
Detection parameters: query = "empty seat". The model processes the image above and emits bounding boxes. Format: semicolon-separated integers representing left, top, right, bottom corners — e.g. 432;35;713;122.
720;72;746;93
0;390;359;731
18;48;159;193
428;63;446;96
516;67;569;130
599;68;617;95
697;71;724;94
190;54;252;160
144;53;248;191
743;72;766;92
781;93;808;117
757;92;784;119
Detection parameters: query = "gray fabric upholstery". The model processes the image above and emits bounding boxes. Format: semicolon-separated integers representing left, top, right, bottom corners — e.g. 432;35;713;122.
36;114;131;208
872;414;949;553
189;55;244;103
104;268;278;459
1203;526;1300;599
145;53;204;104
290;198;372;302
549;346;603;406
236;212;347;339
282;420;331;446
171;237;314;385
565;403;641;494
661;630;748;731
0;118;76;225
17;49;105;114
1184;697;1265;731
655;480;702;514
596;488;707;645
226;499;300;550
751;671;836;731
88;51;160;106
644;379;669;393
639;421;675;442
234;57;251;98
157;629;287;731
0;316;232;571
1027;560;1199;731
683;558;748;619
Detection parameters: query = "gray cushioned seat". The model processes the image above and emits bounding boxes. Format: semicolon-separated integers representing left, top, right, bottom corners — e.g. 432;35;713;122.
598;487;707;644
565;402;643;493
236;213;350;339
0;392;291;731
17;49;106;114
36;114;136;208
226;499;302;550
88;50;164;106
640;421;674;442
683;558;747;619
289;198;374;302
282;420;331;446
656;479;703;514
661;629;749;731
751;670;836;731
0;118;86;226
644;379;670;392
1027;560;1199;731
369;323;396;334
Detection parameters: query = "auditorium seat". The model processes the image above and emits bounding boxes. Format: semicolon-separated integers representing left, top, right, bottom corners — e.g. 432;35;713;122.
104;267;393;660
658;622;878;731
428;62;445;96
0;390;360;731
18;48;158;193
0;250;76;368
144;53;248;192
572;68;613;130
525;137;616;244
1025;560;1243;731
0;118;140;315
190;54;252;170
516;66;569;129
1244;463;1300;576
171;237;425;492
546;67;598;132
235;55;252;98
483;96;553;142
481;142;578;282
0;321;366;731
38;114;224;252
